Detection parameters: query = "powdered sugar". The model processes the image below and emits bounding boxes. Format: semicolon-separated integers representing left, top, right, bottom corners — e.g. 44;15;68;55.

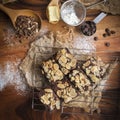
0;59;28;95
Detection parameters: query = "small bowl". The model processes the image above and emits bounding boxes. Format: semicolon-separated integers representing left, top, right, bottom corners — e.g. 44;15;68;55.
60;0;86;26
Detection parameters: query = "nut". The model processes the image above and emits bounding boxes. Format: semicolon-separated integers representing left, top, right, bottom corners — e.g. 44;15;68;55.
71;59;77;67
61;49;67;54
56;100;60;109
66;53;73;59
67;87;77;98
57;83;66;89
59;56;67;64
61;68;69;75
41;95;50;105
66;63;71;70
64;96;72;103
83;60;90;67
57;90;62;97
53;63;59;70
90;74;99;83
73;70;79;76
44;88;53;93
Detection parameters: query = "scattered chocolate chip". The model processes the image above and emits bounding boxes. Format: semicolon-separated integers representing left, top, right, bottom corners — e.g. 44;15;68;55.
103;33;107;37
111;30;116;34
94;37;98;41
105;28;110;33
105;28;111;36
105;42;110;47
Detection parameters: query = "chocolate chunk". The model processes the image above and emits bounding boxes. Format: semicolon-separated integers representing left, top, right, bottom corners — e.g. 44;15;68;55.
94;37;98;41
105;28;111;36
111;30;116;34
105;42;110;47
105;28;110;33
103;33;107;37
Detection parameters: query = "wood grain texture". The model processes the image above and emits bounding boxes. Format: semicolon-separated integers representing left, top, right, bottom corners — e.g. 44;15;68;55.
0;0;120;120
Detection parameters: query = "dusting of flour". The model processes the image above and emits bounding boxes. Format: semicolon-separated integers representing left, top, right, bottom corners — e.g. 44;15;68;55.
0;59;28;95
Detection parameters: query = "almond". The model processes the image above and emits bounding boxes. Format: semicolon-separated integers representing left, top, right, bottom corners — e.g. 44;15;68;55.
57;83;66;89
41;95;50;105
56;100;60;109
53;63;59;70
61;49;66;54
71;59;77;67
66;63;71;70
57;90;62;97
83;60;90;67
44;88;53;93
64;96;72;103
59;56;67;64
66;53;73;59
67;87;77;98
61;68;69;75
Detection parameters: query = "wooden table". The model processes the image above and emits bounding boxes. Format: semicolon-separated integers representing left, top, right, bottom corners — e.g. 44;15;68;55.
0;1;120;120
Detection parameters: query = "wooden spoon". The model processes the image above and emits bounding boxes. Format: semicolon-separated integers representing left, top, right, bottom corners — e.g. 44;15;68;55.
46;0;60;24
0;4;41;30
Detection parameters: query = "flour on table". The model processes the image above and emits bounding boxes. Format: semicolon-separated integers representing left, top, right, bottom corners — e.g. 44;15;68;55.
0;59;28;95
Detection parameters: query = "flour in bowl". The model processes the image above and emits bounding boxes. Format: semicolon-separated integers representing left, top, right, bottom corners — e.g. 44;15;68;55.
61;4;80;25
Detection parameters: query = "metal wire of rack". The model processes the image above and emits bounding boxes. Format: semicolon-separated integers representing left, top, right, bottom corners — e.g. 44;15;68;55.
31;47;120;119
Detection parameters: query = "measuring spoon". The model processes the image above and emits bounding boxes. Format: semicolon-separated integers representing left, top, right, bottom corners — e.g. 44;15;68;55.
60;0;107;26
80;12;107;36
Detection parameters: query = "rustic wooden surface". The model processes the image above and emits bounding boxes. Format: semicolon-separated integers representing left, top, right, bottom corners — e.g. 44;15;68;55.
0;1;120;120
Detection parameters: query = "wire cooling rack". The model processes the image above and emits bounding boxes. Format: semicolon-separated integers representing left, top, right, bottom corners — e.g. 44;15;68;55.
32;47;120;120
